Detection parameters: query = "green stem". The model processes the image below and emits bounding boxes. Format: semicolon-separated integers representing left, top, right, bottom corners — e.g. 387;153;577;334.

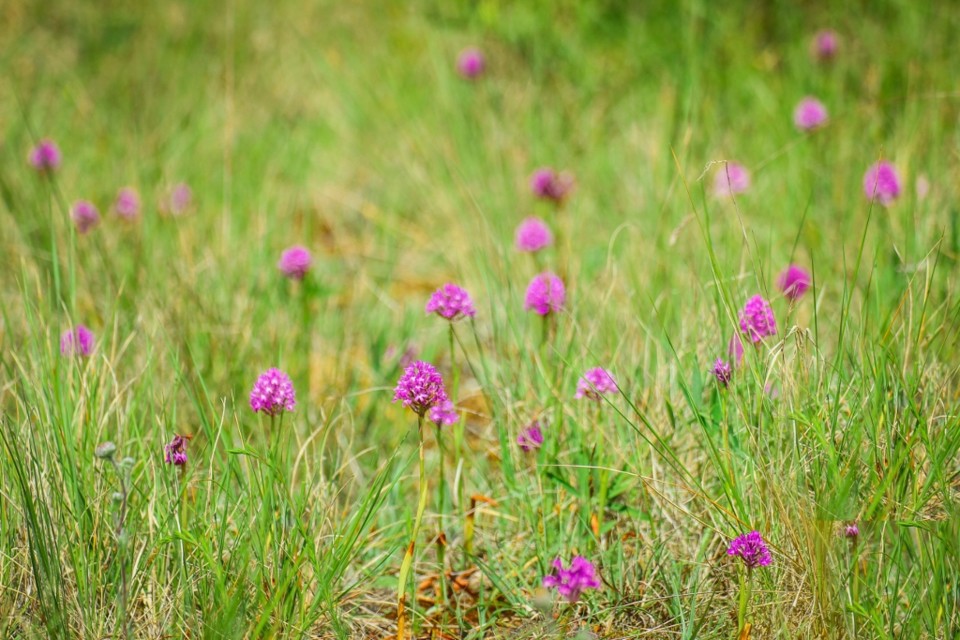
737;568;752;636
397;416;428;638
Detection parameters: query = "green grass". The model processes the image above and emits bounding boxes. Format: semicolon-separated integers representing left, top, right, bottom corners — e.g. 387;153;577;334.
2;0;959;637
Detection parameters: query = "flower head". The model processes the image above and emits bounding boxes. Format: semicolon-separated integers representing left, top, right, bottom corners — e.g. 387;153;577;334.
429;400;459;426
727;531;773;569
114;187;141;220
863;161;901;206
72;200;100;234
777;265;811;300
713;162;750;197
844;523;860;540
575;367;618;401
517;420;544;452
728;333;744;366
542;556;601;603
794;97;828;131
524;272;565;316
529;168;574;203
164;435;189;466
711;358;732;387
60;325;95;357
739;295;777;343
29;139;61;172
425;283;476;321
811;29;839;61
457;48;485;79
393;360;447;417
278;245;312;280
249;368;296;416
165;182;193;215
515;217;553;253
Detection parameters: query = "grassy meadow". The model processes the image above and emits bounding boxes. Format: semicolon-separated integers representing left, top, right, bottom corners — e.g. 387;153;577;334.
2;0;960;637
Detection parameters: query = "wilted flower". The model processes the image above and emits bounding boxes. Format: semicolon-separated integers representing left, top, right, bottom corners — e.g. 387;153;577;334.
542;556;601;603
777;265;811;300
811;29;839;61
863;161;901;206
61;325;95;357
95;441;117;460
425;283;476;321
739;295;777;343
114;187;141;219
278;245;312;280
29;139;61;172
727;531;773;569
249;368;296;416
72;201;100;234
517;420;544;452
457;48;485;79
429;400;459;426
711;358;732;387
393;360;447;417
524;272;565;316
515;217;553;253
164;435;188;466
728;333;744;366
530;168;574;203
714;162;750;197
575;367;618;401
793;97;828;131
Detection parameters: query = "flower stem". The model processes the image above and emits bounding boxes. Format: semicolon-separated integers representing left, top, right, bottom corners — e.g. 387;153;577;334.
397;415;428;639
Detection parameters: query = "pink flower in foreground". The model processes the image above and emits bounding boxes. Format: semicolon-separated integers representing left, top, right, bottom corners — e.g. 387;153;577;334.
863;161;901;206
713;162;750;197
249;368;296;416
711;358;732;387
393;360;447;418
428;400;459;427
777;265;811;300
524;272;565;316
575;367;618;401
278;245;312;280
425;283;476;321
60;325;95;357
164;435;189;466
793;97;828;131
457;48;485;79
515;217;553;253
811;30;839;62
727;531;773;570
739;295;777;343
542;556;601;603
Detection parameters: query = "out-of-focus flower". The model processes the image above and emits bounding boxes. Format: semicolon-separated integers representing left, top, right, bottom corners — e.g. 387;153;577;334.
727;531;773;569
793;97;828;131
711;358;732;387
61;325;95;357
811;30;839;62
524;272;565;316
515;217;553;253
164;435;189;466
574;367;618;401
517;420;544;452
29;139;61;173
393;361;447;418
72;201;100;234
530;168;574;203
114;187;141;220
428;400;459;426
777;265;811;300
739;295;777;343
278;245;312;280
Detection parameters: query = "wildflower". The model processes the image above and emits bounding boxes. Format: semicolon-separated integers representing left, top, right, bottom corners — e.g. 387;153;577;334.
249;368;296;416
166;182;193;215
29;139;61;172
71;200;100;234
844;523;860;540
95;441;117;460
727;531;773;569
515;217;553;252
916;175;930;201
793;97;828;131
517;420;544;452
529;168;574;203
524;272;565;316
457;48;485;79
425;283;476;321
542;556;601;603
278;245;312;280
713;162;750;197
711;358;732;387
393;360;447;418
429;400;459;427
739;295;777;343
863;161;901;206
114;187;141;219
575;367;618;401
777;265;811;300
60;325;95;357
811;29;838;61
728;333;744;366
164;435;188;466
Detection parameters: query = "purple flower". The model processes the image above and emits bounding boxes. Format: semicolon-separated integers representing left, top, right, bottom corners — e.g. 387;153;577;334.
60;325;95;357
728;333;744;366
575;367;618;401
524;272;565;316
278;245;312;280
29;139;61;172
793;97;828;131
429;400;459;426
425;283;476;321
166;182;193;215
515;217;553;253
71;200;100;234
457;48;485;79
739;295;777;343
164;435;188;466
844;523;860;539
249;368;296;416
863;161;901;206
711;358;732;387
727;531;773;569
517;420;544;452
542;556;601;603
777;265;811;300
713;162;750;197
114;187;141;220
811;29;838;61
529;168;574;203
393;360;447;418
916;175;930;201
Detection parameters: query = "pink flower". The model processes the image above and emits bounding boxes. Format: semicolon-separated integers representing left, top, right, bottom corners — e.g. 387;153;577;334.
71;201;100;234
278;245;312;280
713;162;750;197
428;400;459;427
165;183;193;215
711;359;732;387
114;187;141;220
457;48;485;79
515;217;553;253
542;556;601;603
425;283;476;321
29;139;61;172
863;161;901;206
739;295;777;343
727;531;773;569
793;97;828;131
574;367;618;401
393;361;447;417
164;435;189;466
249;368;296;416
517;420;544;452
811;30;839;62
777;265;811;300
60;325;95;357
524;272;565;316
529;168;574;203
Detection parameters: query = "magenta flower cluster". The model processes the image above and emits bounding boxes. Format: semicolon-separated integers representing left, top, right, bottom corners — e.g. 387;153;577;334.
574;367;618;401
60;325;95;357
739;295;777;343
278;245;312;280
517;420;544;452
249;368;296;416
713;162;750;197
529;167;574;203
542;555;601;603
524;272;565;316
425;283;476;321
29;139;62;172
515;217;553;253
727;531;773;569
72;201;101;234
393;360;448;418
863;161;901;206
711;358;732;387
457;48;485;79
777;265;811;300
794;97;828;131
812;29;838;61
428;400;459;426
164;435;189;466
